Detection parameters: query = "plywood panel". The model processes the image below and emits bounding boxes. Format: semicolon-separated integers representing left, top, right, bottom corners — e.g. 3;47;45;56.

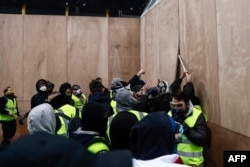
216;0;250;136
140;0;179;87
23;15;67;100
0;15;23;100
204;123;250;167
179;0;219;124
108;18;140;87
67;17;108;95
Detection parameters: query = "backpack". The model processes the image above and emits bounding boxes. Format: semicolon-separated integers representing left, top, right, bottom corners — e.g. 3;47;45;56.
56;108;82;138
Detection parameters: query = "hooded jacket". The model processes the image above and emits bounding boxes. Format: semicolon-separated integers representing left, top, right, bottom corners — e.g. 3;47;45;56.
129;112;177;160
28;103;56;135
115;88;137;112
30;79;49;109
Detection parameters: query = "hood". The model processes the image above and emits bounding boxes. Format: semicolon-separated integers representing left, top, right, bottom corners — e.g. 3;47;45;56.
28;103;56;135
129;112;176;160
35;79;47;93
115;88;137;112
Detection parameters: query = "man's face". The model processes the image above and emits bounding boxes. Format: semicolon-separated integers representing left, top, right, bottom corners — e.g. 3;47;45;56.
170;98;188;111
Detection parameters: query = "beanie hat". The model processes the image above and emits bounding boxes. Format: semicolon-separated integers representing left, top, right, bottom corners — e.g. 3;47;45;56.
157;80;169;94
115;88;138;112
131;79;145;92
28;103;56;135
82;102;108;136
111;78;128;90
129;111;176;160
110;112;138;150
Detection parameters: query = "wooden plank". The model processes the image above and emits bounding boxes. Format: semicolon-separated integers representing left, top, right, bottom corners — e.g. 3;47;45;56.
108;18;140;87
216;0;250;135
23;15;67;100
67;16;108;95
140;0;179;87
179;0;220;124
0;15;23;100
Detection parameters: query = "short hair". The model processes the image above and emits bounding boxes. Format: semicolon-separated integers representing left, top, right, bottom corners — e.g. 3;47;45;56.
89;79;104;93
171;90;189;103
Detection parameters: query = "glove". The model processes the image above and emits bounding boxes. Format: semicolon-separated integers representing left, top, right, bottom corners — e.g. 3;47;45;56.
182;122;190;134
174;122;183;143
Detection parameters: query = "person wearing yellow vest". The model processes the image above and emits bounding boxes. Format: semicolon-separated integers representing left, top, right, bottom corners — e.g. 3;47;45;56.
71;84;87;111
168;90;208;167
55;103;80;138
70;102;110;154
107;87;148;146
0;86;19;145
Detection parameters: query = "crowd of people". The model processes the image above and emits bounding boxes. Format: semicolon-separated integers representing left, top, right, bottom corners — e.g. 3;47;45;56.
0;69;210;167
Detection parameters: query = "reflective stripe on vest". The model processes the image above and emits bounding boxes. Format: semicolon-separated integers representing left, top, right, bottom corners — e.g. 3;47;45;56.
110;100;117;114
177;107;205;166
0;98;17;121
55;104;77;137
87;136;109;154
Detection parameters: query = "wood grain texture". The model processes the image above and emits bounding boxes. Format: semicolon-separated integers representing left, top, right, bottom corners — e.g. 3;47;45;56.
67;16;108;94
216;0;250;136
0;15;23;99
108;18;140;87
140;0;179;87
179;0;220;124
23;15;67;100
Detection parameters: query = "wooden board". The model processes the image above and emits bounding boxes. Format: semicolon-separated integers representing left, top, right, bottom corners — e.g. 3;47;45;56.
140;0;179;87
23;15;67;100
67;16;108;95
108;18;140;87
216;0;250;136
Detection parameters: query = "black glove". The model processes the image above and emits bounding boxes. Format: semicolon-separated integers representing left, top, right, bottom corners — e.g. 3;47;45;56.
182;122;190;134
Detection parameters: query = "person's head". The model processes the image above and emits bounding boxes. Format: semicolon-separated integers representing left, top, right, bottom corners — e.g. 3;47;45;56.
3;86;16;98
0;133;133;167
81;102;108;137
96;77;102;83
170;90;190;121
89;79;104;93
59;82;72;98
35;79;48;93
46;80;55;94
129;112;176;160
110;78;128;90
110;112;138;150
72;84;82;96
27;103;56;135
156;80;169;94
115;87;137;112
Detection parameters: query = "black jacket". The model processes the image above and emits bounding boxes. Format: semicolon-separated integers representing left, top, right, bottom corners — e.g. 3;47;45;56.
183;111;208;147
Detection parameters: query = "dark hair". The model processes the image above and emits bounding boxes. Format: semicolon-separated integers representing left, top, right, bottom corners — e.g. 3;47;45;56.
89;79;104;93
171;90;189;103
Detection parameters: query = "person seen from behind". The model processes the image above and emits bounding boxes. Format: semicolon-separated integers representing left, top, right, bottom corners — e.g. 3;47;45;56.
27;103;56;135
70;102;110;154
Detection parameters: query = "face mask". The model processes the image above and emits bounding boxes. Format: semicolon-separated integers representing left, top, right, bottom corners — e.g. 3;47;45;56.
39;86;47;92
75;89;81;95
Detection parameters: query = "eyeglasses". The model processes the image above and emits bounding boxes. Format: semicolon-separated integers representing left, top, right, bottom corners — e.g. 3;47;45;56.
170;102;185;109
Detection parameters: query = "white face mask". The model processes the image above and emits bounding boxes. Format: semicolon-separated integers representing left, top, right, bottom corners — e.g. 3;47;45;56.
39;86;47;92
75;89;82;95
